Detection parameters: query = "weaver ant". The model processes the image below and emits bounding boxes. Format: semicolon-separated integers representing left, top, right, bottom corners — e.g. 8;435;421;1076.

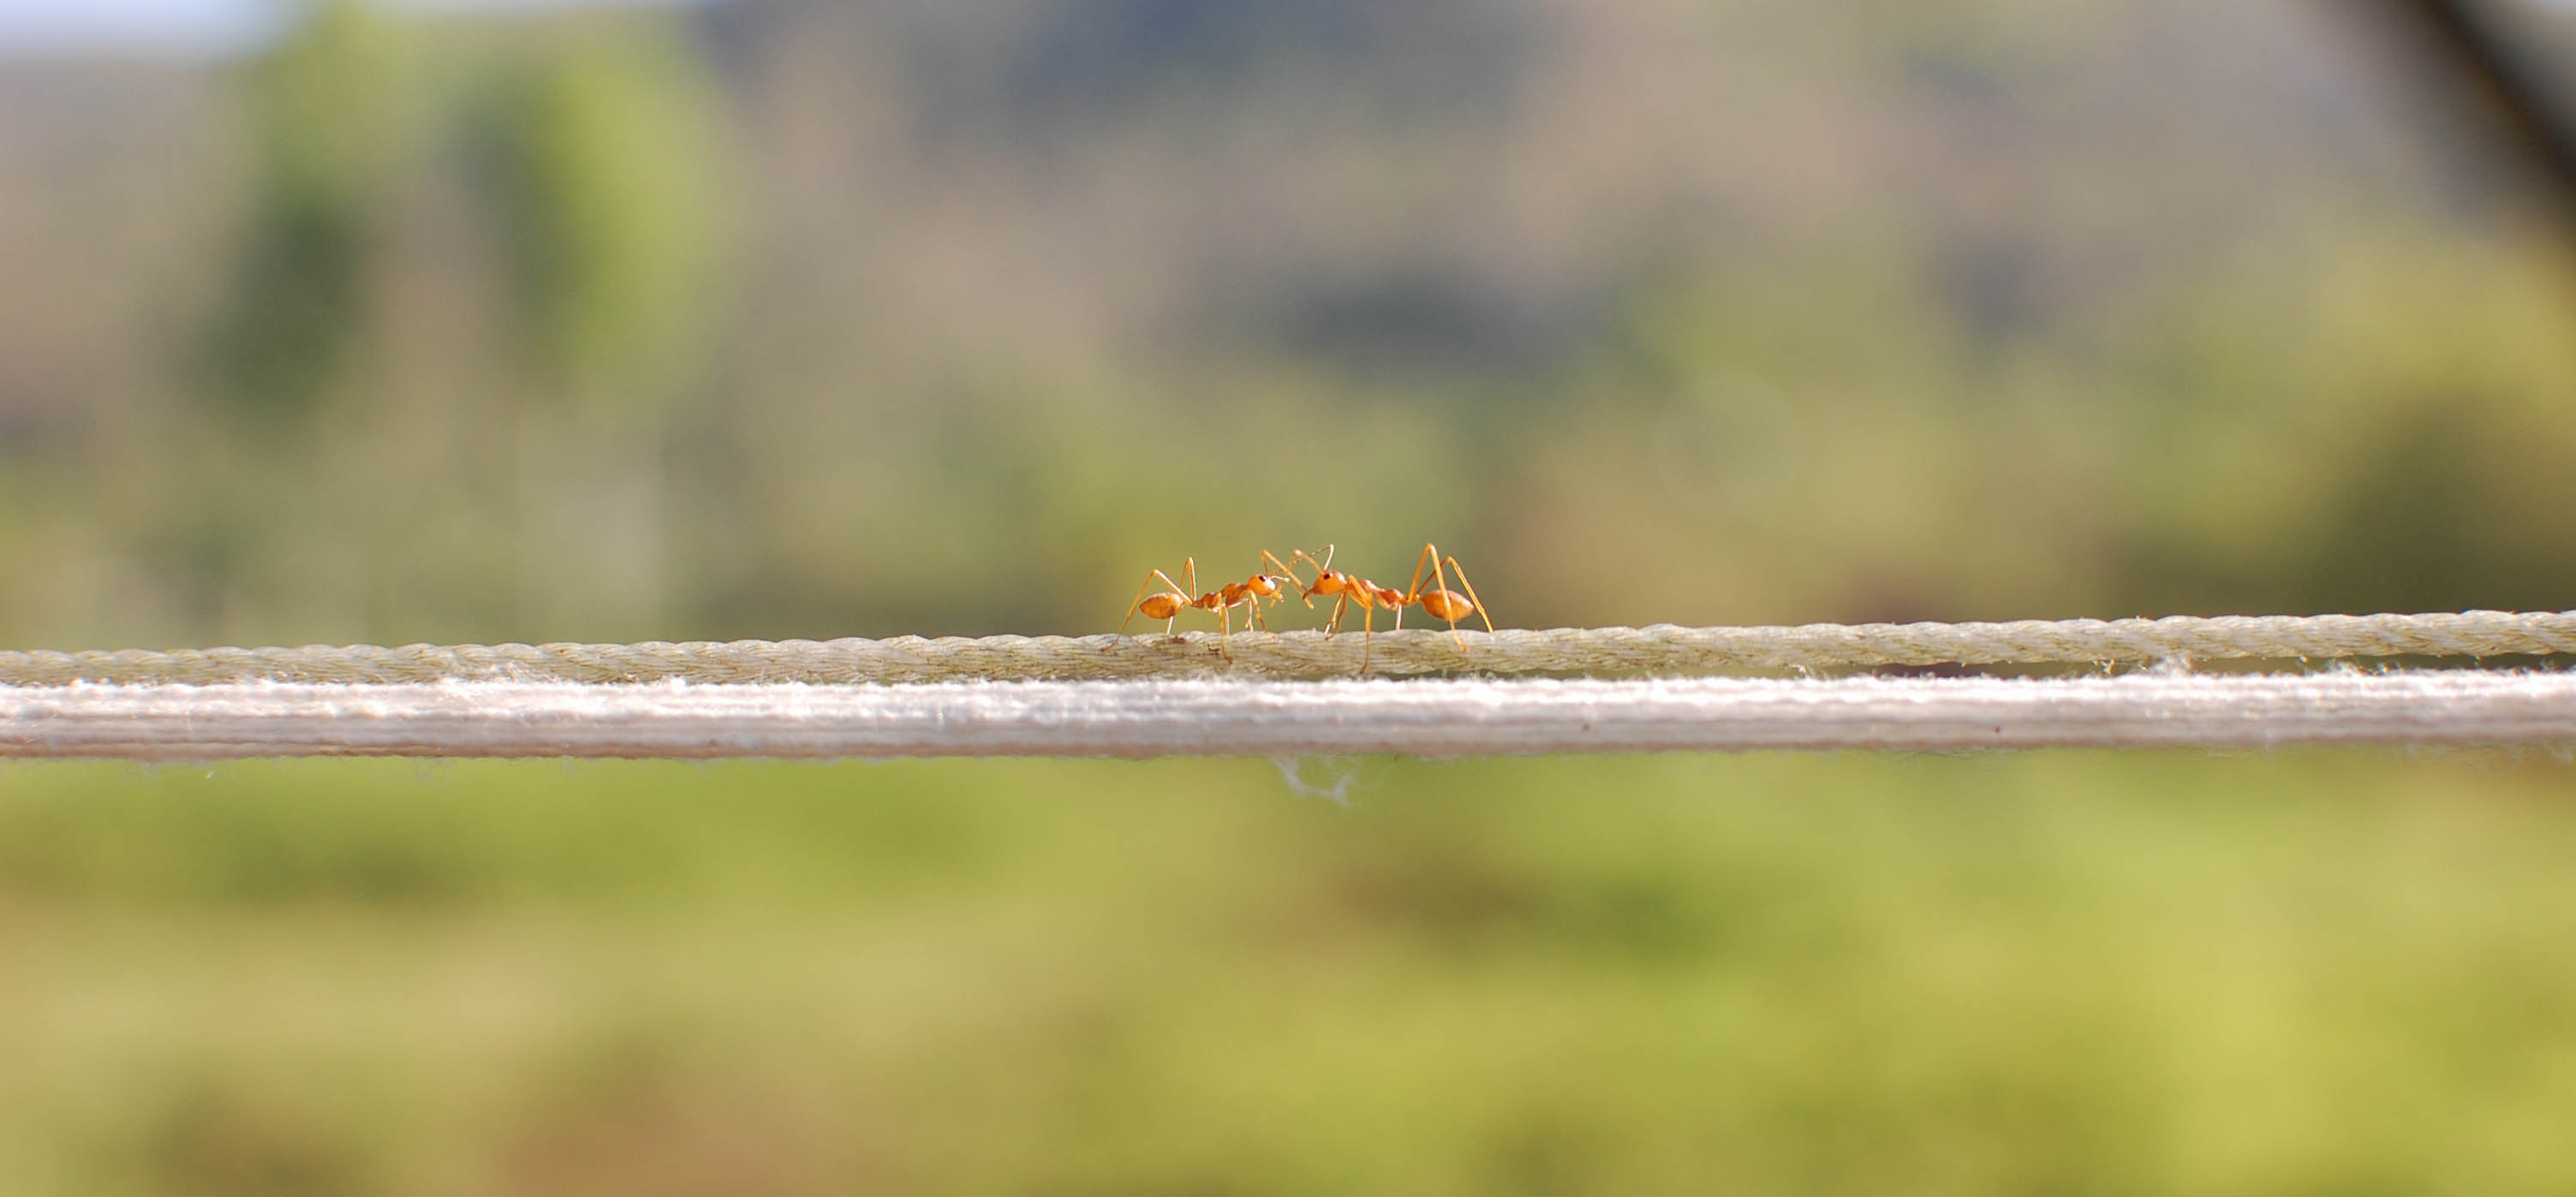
1120;551;1303;639
1287;542;1491;663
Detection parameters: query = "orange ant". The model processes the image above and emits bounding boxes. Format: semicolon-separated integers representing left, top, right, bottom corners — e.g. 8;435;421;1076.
1120;551;1303;639
1287;543;1491;662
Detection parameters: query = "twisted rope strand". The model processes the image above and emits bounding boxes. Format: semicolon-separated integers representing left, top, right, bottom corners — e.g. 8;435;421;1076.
2;610;2573;687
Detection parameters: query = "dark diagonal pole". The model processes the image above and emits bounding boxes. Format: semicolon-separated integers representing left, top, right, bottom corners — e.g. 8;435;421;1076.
2370;0;2576;217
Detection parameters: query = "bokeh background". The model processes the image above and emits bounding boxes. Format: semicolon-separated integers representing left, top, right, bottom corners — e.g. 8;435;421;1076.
6;0;2576;1191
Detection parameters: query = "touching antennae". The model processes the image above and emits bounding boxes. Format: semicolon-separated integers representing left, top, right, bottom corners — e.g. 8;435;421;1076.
1120;542;1495;667
1263;550;1313;608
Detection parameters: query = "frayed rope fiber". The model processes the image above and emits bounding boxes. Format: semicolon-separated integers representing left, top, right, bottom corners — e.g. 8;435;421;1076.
4;610;2575;687
9;671;2576;759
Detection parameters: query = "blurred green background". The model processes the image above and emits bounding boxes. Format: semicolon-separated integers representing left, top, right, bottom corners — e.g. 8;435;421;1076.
6;0;2576;1191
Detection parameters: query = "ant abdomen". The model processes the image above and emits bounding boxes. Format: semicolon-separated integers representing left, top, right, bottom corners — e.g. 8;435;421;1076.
1420;590;1475;622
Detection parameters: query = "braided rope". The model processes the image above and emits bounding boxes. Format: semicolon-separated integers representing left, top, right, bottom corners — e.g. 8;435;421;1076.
2;610;2572;686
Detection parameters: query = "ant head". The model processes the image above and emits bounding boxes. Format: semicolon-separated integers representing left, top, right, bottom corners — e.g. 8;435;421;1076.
1283;546;1338;599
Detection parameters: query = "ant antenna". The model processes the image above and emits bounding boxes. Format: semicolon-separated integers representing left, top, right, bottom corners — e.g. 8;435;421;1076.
1261;549;1310;609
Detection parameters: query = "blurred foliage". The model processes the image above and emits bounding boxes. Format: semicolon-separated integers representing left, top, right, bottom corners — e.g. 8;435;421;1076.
199;0;411;426
8;0;2576;645
6;751;2576;1194
480;21;731;415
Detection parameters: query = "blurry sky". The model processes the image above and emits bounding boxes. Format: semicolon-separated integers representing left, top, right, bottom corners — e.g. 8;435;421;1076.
0;0;704;52
20;0;2573;52
0;0;2552;53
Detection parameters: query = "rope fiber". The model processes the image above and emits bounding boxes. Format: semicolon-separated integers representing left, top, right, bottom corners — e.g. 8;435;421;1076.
3;610;2573;687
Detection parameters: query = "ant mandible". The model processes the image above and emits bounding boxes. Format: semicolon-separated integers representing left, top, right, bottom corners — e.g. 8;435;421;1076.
1120;551;1303;639
1288;542;1492;662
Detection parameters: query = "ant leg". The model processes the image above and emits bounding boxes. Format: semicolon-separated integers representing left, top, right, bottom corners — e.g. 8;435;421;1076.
1165;569;1194;634
1424;554;1488;648
1120;573;1155;634
1443;556;1494;634
1386;542;1451;637
1184;557;1206;639
1403;543;1440;607
1422;551;1453;646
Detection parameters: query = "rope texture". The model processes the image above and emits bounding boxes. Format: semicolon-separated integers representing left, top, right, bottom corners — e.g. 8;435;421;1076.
9;671;2574;759
3;610;2573;687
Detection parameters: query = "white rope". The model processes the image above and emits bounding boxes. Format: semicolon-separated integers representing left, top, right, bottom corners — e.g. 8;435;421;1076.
3;610;2573;686
5;670;2572;759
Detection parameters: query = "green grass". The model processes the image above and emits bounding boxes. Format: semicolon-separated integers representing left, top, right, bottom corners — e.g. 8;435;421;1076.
3;751;2575;1194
